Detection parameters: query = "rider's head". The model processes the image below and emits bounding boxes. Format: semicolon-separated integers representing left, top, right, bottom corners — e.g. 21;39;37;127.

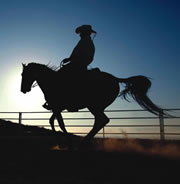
75;25;96;37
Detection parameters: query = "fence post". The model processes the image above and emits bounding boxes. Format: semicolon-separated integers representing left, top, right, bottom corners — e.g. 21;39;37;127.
18;112;22;135
19;112;22;125
159;112;165;140
103;127;105;139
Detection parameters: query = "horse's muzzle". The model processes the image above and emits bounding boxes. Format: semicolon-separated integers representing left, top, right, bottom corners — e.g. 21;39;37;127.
21;88;31;94
21;89;27;94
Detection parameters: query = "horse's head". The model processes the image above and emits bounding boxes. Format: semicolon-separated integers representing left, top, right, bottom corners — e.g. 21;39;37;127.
21;63;37;93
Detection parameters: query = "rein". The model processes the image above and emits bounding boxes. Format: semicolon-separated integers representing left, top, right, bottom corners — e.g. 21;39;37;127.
32;82;38;88
60;60;69;69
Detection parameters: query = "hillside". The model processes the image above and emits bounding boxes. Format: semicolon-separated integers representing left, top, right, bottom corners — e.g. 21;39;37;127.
0;118;81;150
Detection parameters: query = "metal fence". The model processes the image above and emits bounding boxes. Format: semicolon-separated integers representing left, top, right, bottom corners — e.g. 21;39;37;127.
0;109;180;140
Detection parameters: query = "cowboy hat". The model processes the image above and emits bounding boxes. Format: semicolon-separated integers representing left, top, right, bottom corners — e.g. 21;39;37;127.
75;25;96;34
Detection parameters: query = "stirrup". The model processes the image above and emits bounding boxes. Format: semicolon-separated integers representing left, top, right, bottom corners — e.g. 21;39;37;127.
42;103;51;110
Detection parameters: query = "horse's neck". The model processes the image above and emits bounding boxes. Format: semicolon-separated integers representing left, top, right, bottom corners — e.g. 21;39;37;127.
36;69;55;97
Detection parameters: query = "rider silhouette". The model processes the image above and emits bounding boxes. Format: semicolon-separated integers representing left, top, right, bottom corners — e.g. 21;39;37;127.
61;25;96;71
43;25;96;110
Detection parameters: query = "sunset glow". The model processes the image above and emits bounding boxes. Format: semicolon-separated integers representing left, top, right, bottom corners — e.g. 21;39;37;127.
0;0;179;139
5;67;45;112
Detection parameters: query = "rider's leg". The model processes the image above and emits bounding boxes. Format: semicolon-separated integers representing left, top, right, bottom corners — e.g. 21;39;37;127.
42;102;51;110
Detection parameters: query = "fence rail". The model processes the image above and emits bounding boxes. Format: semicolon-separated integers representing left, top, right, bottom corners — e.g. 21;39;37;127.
0;109;180;140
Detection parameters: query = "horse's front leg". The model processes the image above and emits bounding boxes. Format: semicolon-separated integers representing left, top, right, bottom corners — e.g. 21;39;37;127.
53;110;73;149
53;110;68;134
50;113;56;132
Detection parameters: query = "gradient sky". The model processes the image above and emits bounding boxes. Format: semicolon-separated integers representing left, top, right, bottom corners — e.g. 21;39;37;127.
0;0;179;113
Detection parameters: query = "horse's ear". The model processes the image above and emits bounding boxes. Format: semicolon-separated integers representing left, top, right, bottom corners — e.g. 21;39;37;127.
22;63;26;69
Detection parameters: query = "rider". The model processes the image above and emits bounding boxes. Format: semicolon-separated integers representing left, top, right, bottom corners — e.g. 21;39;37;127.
43;25;96;110
61;24;96;72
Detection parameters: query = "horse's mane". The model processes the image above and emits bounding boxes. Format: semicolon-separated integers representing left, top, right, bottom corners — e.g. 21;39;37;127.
27;62;58;73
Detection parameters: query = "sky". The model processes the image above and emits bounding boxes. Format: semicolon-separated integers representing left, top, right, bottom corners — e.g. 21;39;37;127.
0;0;179;115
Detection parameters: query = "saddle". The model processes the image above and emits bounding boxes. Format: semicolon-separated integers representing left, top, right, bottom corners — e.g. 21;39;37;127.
87;68;101;77
58;67;101;85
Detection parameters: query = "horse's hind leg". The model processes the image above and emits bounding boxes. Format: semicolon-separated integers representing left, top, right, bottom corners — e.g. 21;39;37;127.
84;110;109;142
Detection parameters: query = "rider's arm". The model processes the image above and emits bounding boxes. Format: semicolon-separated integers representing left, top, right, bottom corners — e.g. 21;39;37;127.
63;37;95;64
62;44;80;63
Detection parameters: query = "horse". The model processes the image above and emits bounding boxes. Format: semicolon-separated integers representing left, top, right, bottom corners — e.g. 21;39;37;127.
21;62;165;145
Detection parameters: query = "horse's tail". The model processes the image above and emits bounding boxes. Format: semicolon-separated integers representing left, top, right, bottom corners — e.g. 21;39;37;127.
117;75;166;116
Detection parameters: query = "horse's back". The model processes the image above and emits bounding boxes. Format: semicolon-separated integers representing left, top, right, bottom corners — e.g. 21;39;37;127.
87;68;117;81
87;68;119;88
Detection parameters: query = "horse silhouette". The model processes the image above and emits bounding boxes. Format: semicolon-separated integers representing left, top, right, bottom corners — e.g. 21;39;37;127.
21;63;165;145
